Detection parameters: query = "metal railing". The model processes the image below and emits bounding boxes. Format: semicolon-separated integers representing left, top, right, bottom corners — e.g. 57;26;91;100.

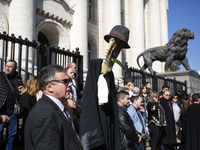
0;31;83;90
123;62;187;95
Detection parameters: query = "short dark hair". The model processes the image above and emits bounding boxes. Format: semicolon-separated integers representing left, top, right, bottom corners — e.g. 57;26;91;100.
162;85;169;90
7;60;17;68
38;64;65;91
192;93;200;102
117;91;129;102
145;82;151;86
130;96;140;103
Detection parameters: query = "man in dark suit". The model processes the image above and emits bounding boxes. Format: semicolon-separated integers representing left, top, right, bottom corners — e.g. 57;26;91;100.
25;64;83;150
68;62;79;100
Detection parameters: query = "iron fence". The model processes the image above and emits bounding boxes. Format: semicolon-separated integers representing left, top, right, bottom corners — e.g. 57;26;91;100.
123;62;187;95
0;31;83;90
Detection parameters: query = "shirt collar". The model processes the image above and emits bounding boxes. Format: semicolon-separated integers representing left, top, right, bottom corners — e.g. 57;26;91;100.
118;104;128;111
44;94;65;112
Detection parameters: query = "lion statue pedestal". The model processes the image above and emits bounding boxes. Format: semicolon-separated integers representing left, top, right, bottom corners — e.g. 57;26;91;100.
158;70;200;94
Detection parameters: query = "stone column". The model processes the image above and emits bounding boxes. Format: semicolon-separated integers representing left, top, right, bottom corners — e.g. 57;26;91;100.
102;0;122;78
69;0;88;71
9;0;35;40
148;0;163;73
129;0;145;68
124;0;130;65
160;0;169;45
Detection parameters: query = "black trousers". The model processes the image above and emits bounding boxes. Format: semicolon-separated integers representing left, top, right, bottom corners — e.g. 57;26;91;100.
149;123;162;150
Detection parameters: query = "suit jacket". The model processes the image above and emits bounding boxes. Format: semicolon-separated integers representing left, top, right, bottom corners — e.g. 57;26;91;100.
25;94;83;150
127;105;147;134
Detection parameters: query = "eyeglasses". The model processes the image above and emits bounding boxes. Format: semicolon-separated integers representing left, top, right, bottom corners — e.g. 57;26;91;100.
47;78;72;85
165;94;170;96
173;97;178;99
154;96;158;99
69;96;76;101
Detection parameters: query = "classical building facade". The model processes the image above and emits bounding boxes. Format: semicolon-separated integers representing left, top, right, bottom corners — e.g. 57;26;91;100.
0;0;168;80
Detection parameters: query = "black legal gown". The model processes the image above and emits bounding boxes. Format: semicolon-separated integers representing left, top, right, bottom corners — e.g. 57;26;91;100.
79;59;121;150
159;97;177;145
185;103;200;150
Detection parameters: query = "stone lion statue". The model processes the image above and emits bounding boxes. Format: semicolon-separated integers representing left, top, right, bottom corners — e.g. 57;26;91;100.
137;28;194;74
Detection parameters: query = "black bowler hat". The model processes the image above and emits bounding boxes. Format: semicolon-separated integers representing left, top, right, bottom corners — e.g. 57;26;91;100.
104;25;130;49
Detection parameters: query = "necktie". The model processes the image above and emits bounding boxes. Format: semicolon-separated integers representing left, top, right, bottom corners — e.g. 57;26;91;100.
137;110;145;134
64;109;80;140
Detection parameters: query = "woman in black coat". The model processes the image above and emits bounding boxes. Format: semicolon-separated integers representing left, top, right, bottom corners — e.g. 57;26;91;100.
179;98;191;149
147;92;167;150
19;76;39;140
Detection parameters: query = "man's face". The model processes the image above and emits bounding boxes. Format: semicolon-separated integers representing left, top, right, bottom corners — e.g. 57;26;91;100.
5;61;17;76
163;91;171;100
135;97;143;109
146;83;151;89
51;72;72;101
121;95;130;107
66;68;74;79
72;63;77;74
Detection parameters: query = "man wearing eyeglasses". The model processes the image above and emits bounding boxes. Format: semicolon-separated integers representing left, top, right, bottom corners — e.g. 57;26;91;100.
159;90;177;150
68;62;79;100
66;63;78;100
25;64;83;150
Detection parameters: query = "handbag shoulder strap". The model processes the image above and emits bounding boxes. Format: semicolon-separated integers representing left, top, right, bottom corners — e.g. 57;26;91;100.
4;73;17;102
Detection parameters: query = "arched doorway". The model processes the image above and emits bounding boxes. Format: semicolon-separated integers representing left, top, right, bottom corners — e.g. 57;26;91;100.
37;32;50;46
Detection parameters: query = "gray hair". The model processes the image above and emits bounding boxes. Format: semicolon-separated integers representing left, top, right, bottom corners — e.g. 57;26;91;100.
133;87;140;94
38;64;65;91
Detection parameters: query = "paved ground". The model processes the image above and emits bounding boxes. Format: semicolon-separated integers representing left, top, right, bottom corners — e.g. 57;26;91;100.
1;140;152;150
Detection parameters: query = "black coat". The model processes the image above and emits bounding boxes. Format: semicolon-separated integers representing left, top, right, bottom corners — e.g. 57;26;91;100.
179;108;187;144
79;59;121;150
159;97;176;145
25;94;83;150
147;102;167;127
19;92;37;140
19;92;36;120
185;103;200;150
118;106;139;150
0;71;23;109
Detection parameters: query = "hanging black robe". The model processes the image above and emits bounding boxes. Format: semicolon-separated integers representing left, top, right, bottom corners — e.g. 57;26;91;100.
159;97;177;145
185;103;200;150
79;59;121;150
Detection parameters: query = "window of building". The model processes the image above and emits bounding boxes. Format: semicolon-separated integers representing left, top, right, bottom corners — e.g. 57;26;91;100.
89;0;96;21
88;42;92;68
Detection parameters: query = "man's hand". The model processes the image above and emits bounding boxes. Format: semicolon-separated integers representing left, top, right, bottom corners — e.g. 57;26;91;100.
1;115;10;124
18;85;24;93
139;106;145;113
137;134;141;143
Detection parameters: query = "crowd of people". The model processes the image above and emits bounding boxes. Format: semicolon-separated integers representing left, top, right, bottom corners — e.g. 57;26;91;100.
0;60;200;150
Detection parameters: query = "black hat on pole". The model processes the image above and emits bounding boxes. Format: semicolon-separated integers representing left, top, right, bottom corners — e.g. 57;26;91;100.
104;25;130;49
